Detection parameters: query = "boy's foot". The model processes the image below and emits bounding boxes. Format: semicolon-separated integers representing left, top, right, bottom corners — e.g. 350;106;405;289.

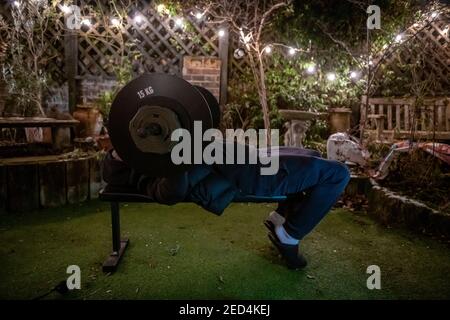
265;221;307;269
264;219;276;234
267;211;286;226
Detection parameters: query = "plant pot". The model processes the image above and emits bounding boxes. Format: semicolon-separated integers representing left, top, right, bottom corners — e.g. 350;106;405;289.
73;104;104;138
328;107;352;133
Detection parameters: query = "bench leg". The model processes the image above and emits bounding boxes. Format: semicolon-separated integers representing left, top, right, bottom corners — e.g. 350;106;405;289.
102;202;129;273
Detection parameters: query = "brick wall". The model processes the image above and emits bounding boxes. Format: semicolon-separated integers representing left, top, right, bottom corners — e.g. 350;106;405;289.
77;78;117;104
44;84;69;113
182;56;221;102
43;56;221;112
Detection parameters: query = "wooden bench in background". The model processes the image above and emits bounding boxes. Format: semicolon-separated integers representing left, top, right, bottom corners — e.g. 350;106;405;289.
361;97;450;142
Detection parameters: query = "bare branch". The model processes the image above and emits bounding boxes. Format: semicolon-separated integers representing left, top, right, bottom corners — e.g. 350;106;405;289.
316;22;363;68
255;1;290;43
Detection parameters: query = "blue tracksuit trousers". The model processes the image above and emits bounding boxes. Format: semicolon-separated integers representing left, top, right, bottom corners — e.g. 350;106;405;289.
215;147;351;240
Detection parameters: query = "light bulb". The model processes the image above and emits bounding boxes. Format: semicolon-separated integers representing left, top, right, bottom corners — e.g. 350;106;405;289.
289;47;296;55
195;12;203;20
134;15;143;23
175;18;184;27
326;72;336;81
157;4;166;13
60;4;71;13
265;46;272;54
111;18;120;26
395;34;402;43
307;65;316;74
350;71;358;79
81;19;92;27
218;29;225;37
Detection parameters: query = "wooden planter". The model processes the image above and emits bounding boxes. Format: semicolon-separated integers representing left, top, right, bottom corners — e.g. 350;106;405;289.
0;152;105;213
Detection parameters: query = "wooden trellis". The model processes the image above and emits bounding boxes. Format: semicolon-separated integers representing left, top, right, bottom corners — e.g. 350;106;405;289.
373;12;450;94
76;0;221;77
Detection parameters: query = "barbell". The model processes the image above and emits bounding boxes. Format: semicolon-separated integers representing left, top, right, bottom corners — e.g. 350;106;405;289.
109;73;221;177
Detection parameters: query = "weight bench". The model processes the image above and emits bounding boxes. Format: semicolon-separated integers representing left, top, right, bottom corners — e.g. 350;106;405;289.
99;186;287;273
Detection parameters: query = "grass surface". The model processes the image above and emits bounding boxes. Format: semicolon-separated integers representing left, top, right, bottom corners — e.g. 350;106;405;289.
0;201;449;300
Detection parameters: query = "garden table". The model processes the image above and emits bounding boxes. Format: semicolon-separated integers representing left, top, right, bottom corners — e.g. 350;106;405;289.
0;117;79;149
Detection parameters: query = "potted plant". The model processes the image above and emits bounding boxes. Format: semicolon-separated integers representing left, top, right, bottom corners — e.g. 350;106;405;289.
0;2;63;143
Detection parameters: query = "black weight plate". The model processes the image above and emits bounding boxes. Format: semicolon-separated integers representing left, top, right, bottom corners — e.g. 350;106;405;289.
109;73;213;177
194;85;221;128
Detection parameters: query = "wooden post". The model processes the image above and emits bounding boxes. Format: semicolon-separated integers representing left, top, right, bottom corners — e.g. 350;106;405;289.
39;162;67;208
89;155;103;200
7;165;40;212
218;25;229;107
64;15;78;114
66;158;89;204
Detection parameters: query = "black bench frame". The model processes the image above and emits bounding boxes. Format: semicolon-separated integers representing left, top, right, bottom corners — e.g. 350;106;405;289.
99;189;287;273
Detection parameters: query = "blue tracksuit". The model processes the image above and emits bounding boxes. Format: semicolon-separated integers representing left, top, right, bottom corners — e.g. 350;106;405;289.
103;147;350;240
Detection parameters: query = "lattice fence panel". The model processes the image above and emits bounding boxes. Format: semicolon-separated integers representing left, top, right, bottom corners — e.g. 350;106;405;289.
77;0;220;78
373;12;450;94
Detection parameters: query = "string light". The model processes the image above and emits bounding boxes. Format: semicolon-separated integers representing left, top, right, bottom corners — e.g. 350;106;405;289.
111;18;121;27
195;12;204;20
81;18;92;27
13;1;20;7
21;3;439;85
306;64;316;74
326;72;336;81
134;15;143;24
234;48;245;59
156;4;166;13
60;4;71;13
175;17;184;27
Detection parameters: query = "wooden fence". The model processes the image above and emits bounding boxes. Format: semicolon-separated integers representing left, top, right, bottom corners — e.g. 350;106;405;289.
361;96;450;141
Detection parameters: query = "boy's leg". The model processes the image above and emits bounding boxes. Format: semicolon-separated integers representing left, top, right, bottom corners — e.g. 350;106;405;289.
268;147;322;224
280;159;350;240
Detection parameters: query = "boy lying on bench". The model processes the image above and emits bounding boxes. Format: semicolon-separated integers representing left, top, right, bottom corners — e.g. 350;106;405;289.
102;145;350;270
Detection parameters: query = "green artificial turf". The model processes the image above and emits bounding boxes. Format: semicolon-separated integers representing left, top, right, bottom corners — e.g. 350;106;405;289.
0;201;449;300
